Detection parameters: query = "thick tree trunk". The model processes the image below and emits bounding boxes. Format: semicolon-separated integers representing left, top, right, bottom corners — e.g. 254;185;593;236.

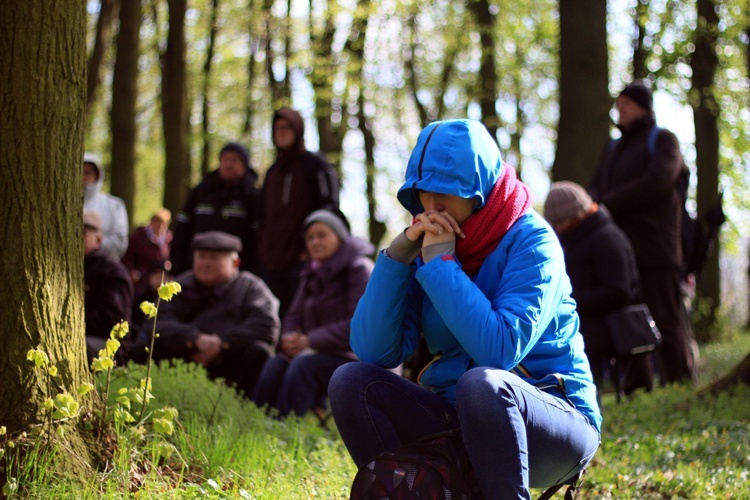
468;0;500;141
553;0;610;185
86;0;119;112
109;0;141;224
691;0;721;339
0;0;94;479
162;0;190;216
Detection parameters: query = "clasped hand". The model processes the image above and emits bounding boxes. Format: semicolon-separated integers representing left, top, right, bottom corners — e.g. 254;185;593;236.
404;209;465;247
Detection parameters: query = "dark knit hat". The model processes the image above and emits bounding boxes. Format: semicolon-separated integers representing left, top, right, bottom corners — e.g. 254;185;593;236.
619;81;653;111
304;209;350;240
219;142;250;169
192;231;243;253
544;181;593;226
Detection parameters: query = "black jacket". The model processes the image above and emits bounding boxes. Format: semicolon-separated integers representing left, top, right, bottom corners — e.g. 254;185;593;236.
558;208;640;362
154;271;280;358
84;249;133;339
588;116;686;270
171;169;260;275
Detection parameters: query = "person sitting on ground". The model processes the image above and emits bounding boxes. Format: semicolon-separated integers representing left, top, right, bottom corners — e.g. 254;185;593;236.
121;208;172;296
328;119;601;498
83;153;129;259
83;210;133;364
252;209;374;418
154;231;280;397
544;181;653;399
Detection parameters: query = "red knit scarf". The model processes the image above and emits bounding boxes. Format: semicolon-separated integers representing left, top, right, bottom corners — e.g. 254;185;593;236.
456;163;531;275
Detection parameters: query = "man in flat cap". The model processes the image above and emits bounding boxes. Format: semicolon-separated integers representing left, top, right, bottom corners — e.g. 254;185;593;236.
154;230;280;397
588;80;697;386
83;210;133;363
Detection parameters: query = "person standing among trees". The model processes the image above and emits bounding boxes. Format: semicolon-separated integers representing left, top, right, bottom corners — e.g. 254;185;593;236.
588;81;697;386
257;108;340;318
171;142;260;276
83;153;129;259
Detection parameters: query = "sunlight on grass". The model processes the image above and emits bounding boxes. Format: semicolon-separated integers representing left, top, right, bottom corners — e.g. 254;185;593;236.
18;333;750;498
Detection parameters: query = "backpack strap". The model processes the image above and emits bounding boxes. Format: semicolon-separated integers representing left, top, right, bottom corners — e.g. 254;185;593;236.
647;125;661;156
536;468;586;500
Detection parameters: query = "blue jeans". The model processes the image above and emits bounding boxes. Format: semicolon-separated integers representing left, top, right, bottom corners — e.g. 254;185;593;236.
328;363;600;499
253;352;352;417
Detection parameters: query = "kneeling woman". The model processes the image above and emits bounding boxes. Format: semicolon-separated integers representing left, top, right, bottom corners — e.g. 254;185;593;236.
328;120;601;498
252;209;374;417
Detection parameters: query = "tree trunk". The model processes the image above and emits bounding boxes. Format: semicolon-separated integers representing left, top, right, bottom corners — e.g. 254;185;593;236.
698;352;750;395
553;0;610;185
201;0;220;177
86;0;120;113
162;0;190;216
632;0;649;80
109;0;141;224
691;0;721;340
468;0;500;140
0;0;94;479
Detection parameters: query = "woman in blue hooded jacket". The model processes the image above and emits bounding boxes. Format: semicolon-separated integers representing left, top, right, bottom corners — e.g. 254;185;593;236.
328;119;601;498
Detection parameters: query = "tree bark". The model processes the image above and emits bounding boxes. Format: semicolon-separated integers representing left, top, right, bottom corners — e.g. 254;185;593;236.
468;0;500;141
86;0;120;112
161;0;190;216
109;0;141;224
691;0;721;339
632;0;649;80
0;0;94;478
201;0;220;177
553;0;610;185
698;352;750;395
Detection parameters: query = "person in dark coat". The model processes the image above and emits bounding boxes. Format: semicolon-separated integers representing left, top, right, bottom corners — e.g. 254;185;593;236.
83;211;133;364
154;231;280;397
588;81;697;385
121;208;172;296
171;142;260;276
252;209;374;417
257;108;340;318
544;181;653;397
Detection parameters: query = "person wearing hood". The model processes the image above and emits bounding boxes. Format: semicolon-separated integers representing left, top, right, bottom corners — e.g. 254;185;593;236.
588;81;696;386
257;108;340;318
328;119;601;498
171;142;260;276
83;153;129;259
252;209;374;418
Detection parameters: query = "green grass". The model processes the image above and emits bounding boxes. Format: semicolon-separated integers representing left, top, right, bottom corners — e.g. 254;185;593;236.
17;333;750;498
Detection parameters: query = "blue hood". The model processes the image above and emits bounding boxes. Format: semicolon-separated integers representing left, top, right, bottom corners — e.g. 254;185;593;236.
397;119;504;216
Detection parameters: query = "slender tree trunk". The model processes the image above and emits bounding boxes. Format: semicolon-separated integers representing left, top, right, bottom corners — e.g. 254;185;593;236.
86;0;120;112
691;0;721;339
162;0;190;215
405;13;430;129
468;0;500;140
109;0;141;224
349;0;385;247
632;0;649;80
553;0;610;185
243;0;259;138
0;0;94;478
201;0;220;177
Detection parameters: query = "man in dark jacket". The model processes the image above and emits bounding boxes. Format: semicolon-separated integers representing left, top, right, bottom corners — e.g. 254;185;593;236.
257;108;340;317
84;211;133;364
588;81;696;385
171;142;260;275
545;181;653;397
154;231;280;397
